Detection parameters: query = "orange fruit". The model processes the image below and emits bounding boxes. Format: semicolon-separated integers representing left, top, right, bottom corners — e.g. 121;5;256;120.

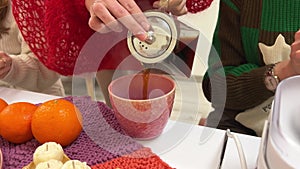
0;102;37;144
31;99;83;146
0;98;8;112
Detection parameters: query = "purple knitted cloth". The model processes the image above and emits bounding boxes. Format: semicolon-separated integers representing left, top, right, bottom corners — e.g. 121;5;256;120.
0;96;143;168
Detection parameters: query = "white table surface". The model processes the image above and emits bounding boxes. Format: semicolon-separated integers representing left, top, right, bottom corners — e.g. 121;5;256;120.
138;121;226;169
221;132;261;169
0;87;262;169
0;87;60;104
178;0;220;76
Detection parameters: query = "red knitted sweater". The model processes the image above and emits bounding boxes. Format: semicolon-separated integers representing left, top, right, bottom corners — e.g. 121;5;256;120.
11;0;212;76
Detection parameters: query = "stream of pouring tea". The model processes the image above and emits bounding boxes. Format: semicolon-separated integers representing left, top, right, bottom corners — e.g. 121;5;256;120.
142;68;150;100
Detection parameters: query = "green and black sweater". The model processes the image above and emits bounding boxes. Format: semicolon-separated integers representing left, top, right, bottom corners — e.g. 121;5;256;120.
202;0;300;134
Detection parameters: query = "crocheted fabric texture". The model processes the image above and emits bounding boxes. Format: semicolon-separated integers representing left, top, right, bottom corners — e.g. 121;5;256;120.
11;0;211;76
11;0;94;76
186;0;213;13
0;96;173;169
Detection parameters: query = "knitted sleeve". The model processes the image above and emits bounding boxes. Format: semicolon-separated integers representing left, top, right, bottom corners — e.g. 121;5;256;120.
11;0;94;76
202;0;273;111
2;28;61;93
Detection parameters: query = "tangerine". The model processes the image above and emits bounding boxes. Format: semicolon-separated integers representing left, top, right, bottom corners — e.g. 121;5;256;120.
0;98;8;112
31;99;83;147
0;102;37;144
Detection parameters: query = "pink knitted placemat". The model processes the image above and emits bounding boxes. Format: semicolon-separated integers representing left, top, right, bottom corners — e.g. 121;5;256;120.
0;96;173;169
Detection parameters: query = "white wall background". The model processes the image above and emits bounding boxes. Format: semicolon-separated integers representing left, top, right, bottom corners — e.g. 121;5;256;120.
178;0;220;76
170;0;220;124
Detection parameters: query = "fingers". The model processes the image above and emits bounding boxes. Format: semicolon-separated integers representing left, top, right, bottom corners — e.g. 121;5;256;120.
290;51;300;75
88;0;149;41
109;0;148;40
153;0;187;16
152;0;169;11
290;30;300;58
0;61;9;69
290;30;300;74
88;6;110;33
295;29;300;40
0;52;12;79
291;42;300;56
0;52;10;68
173;0;188;15
290;49;300;65
90;1;123;33
0;58;7;68
0;58;11;68
118;0;150;30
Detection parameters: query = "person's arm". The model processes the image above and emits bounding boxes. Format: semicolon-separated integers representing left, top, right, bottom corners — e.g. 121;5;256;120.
202;0;273;111
86;0;187;40
1;32;61;92
86;0;150;40
11;0;95;76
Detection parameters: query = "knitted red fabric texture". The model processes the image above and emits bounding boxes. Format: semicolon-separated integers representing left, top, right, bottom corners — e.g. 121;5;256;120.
92;147;173;169
12;0;94;76
186;0;213;13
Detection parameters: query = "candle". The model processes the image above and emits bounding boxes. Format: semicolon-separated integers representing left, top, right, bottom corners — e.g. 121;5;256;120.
35;159;63;169
61;160;91;169
33;142;64;165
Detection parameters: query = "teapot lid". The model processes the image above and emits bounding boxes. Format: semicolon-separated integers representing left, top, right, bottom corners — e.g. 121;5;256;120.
127;11;177;64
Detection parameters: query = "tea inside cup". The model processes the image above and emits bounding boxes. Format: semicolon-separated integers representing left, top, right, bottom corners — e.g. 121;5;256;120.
108;72;175;140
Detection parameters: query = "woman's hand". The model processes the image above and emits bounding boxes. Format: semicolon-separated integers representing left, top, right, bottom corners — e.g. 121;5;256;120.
276;29;300;80
153;0;187;16
86;0;150;41
290;29;300;74
86;0;188;41
0;52;12;79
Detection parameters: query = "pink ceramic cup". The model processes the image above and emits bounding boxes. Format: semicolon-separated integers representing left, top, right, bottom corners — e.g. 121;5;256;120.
108;73;176;140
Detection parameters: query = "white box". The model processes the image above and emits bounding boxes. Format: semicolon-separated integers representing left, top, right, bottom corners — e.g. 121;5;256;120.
258;75;300;169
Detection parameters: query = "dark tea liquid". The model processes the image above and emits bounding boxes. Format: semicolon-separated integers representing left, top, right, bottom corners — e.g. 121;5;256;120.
141;68;168;100
142;69;150;100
